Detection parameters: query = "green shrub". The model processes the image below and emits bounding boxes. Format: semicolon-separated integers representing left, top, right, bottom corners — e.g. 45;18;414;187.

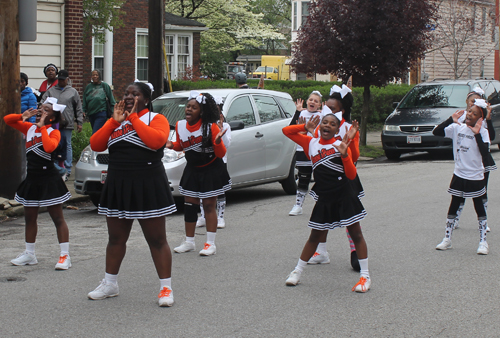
71;122;92;162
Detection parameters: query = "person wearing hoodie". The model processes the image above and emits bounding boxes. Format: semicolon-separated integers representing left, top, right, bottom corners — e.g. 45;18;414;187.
21;73;38;123
42;69;83;176
83;69;115;134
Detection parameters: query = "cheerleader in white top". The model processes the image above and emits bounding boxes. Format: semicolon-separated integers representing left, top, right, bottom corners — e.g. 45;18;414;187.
434;99;491;254
283;110;371;292
4;99;72;270
168;91;230;256
452;87;496;231
288;90;324;216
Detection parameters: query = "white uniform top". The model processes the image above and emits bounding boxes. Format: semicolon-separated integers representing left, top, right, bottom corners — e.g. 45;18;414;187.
444;122;490;181
296;110;324;152
221;122;231;163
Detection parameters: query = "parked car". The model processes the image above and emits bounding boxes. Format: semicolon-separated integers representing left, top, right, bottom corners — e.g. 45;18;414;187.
381;79;500;160
75;88;298;206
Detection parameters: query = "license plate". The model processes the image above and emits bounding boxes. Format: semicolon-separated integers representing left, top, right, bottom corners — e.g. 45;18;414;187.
407;135;421;144
100;171;107;184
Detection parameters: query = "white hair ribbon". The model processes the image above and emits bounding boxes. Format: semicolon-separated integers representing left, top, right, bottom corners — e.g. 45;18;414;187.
311;90;323;98
330;84;352;98
322;105;343;121
474;98;487;109
188;90;206;104
473;87;485;96
214;96;224;106
45;97;66;113
134;79;154;93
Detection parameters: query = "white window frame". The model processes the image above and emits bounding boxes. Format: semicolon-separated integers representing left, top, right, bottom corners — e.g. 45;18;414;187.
164;32;193;79
135;28;149;81
91;35;105;75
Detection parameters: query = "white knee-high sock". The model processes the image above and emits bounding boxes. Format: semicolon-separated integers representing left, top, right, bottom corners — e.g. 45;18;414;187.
359;258;369;279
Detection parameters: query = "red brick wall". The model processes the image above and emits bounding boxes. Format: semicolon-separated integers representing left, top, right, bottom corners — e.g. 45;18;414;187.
65;0;84;96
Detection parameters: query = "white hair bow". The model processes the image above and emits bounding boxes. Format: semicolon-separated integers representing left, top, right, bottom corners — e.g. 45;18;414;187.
134;79;154;93
473;87;485;96
214;96;224;106
322;105;343;121
330;84;352;98
45;97;66;113
189;90;206;104
311;90;323;98
474;98;487;109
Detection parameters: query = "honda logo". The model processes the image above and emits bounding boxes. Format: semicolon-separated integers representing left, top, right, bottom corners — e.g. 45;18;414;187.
412;126;419;132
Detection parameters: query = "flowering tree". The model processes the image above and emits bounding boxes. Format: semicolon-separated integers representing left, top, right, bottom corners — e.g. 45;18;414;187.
83;0;125;43
292;0;437;145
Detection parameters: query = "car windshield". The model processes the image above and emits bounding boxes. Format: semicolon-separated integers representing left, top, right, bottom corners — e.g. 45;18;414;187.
398;84;470;109
255;66;274;73
153;97;190;126
227;65;243;72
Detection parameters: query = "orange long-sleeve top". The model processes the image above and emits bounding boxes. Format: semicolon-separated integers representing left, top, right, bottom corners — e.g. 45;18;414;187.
314;119;360;163
4;114;60;153
283;124;357;180
171;119;226;159
90;109;170;152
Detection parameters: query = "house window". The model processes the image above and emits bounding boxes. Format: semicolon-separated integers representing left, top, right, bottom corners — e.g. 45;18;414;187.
293;2;297;31
165;35;174;79
93;37;104;78
301;1;309;27
136;30;149;81
177;36;190;78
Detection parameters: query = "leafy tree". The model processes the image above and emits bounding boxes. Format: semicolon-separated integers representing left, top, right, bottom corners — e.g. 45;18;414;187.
292;0;437;145
83;0;126;43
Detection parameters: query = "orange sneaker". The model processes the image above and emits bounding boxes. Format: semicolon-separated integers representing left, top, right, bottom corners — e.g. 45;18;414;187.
158;286;174;307
199;243;216;256
352;276;371;293
55;254;72;270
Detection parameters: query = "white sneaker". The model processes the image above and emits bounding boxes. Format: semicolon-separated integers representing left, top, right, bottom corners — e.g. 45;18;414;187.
199;243;216;256
173;241;195;253
286;269;301;286
486;226;491;232
352;276;371;292
11;251;38;266
217;218;225;229
307;251;330;264
158;286;174;307
436;238;452;250
88;279;119;300
477;241;489;255
289;205;303;216
55;254;72;270
196;217;206;227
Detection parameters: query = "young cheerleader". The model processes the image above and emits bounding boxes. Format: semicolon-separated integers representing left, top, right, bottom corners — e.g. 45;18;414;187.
434;99;491;254
288;90;323;216
88;82;177;307
283;109;371;292
453;87;496;231
196;96;232;229
168;91;230;256
4;98;72;270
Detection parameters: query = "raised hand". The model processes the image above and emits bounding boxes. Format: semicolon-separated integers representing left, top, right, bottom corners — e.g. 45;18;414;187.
112;100;127;123
126;96;138;116
22;108;37;122
214;126;228;145
333;134;350;157
217;113;224;130
486;103;492;120
346;120;359;140
35;111;48;128
305;115;321;135
469;117;483;134
452;109;464;124
295;98;304;111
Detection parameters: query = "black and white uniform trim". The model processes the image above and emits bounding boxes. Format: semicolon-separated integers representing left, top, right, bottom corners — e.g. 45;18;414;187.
295;110;324;167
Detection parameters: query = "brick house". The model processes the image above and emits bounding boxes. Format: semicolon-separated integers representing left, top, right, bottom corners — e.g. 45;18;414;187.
83;1;207;99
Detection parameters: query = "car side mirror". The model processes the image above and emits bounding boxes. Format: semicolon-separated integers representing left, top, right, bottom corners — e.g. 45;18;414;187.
228;120;245;130
392;102;399;108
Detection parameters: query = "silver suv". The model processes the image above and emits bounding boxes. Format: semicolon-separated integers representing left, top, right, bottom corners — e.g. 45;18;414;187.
382;79;500;160
75;88;298;206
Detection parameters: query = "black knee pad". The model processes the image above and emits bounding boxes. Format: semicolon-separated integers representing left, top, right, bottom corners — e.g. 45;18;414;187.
297;172;312;190
184;203;200;222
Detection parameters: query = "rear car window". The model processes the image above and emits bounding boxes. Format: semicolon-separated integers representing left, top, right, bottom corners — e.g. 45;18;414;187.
226;96;256;126
253;95;283;123
398;84;469;109
276;97;295;118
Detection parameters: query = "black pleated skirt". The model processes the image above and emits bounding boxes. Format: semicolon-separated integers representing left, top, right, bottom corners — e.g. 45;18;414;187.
448;174;485;198
179;158;231;199
15;167;71;207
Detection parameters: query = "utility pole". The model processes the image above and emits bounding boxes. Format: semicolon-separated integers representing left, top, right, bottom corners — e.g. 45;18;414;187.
148;0;164;99
0;0;23;199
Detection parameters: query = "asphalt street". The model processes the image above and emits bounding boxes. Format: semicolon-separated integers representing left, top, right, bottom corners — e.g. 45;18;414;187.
1;148;500;337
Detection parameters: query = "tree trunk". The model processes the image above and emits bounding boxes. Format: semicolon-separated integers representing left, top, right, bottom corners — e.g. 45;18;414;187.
0;0;23;198
359;84;371;146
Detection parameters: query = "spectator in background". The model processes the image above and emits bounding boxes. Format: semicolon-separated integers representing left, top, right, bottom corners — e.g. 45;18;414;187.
235;72;249;89
83;69;115;134
42;69;83;176
38;63;59;101
20;72;37;123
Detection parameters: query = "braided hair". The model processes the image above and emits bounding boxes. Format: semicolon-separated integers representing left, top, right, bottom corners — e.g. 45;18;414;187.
329;91;354;123
199;92;220;150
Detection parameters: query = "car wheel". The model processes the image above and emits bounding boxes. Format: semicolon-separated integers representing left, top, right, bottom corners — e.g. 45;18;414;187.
280;158;297;195
89;194;101;208
384;150;401;160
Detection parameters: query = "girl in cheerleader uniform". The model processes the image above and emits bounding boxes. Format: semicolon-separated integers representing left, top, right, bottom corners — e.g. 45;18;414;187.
434;99;491;255
168;91;230;256
453;87;496;231
288;90;323;216
88;82;177;307
283;110;371;292
4;98;72;270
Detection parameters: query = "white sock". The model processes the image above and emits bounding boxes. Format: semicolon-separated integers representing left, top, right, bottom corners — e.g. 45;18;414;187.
160;278;172;290
25;242;35;255
294;259;307;273
206;232;216;245
59;242;69;256
186;236;195;244
105;272;118;285
317;242;327;254
359;258;369;279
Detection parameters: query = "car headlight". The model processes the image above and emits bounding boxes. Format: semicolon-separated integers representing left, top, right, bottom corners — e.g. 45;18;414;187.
383;125;400;132
79;145;92;163
162;149;185;163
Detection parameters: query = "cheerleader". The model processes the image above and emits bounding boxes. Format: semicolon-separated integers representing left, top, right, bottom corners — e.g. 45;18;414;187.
288;90;323;216
434;99;491;254
283;110;371;292
4;99;72;270
168;91;230;256
87;82;177;307
196;96;232;229
453;87;496;231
